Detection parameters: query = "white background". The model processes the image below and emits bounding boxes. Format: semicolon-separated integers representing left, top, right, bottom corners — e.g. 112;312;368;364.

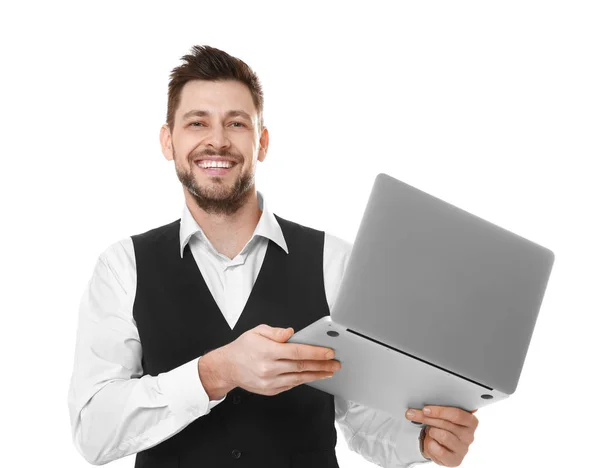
1;1;598;467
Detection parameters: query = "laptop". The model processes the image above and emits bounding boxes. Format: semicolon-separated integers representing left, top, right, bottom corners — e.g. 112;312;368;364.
288;173;555;418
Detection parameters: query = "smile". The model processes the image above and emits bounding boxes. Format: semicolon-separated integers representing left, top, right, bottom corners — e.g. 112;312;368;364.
196;161;236;175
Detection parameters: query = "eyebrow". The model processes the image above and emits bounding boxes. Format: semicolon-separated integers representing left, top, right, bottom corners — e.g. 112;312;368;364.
181;109;253;122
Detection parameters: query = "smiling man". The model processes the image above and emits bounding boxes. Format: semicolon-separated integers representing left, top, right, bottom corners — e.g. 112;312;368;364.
68;45;478;468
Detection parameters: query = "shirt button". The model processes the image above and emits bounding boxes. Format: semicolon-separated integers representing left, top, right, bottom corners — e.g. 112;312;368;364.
231;449;242;459
232;395;242;405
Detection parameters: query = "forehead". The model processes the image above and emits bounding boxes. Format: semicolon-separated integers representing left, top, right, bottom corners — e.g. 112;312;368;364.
177;79;256;119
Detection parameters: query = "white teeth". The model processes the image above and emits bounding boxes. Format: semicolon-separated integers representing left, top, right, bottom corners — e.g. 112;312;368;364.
197;160;234;169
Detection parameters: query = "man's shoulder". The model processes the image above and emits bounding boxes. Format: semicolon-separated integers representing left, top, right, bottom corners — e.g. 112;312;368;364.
322;231;354;307
324;231;353;257
91;236;137;294
97;218;179;273
129;218;181;242
323;231;354;272
274;214;353;253
99;236;135;270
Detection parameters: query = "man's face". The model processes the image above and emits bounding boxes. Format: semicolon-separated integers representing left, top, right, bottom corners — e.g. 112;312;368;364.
161;79;268;215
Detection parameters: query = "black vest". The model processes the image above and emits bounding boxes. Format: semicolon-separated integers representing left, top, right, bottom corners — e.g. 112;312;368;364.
131;214;339;468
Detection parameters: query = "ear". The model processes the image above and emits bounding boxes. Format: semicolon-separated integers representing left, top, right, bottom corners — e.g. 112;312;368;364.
160;124;174;161
258;126;269;162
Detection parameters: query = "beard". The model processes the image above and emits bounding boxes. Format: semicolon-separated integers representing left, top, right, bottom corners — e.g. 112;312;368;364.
174;147;255;216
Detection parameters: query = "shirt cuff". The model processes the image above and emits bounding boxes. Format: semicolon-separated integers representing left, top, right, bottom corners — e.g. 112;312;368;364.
387;421;432;467
157;357;227;419
406;427;432;467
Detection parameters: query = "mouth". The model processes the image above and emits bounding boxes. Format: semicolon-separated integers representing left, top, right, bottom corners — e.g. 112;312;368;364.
194;160;238;176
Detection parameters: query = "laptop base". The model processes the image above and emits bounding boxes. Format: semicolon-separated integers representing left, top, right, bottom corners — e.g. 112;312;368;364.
288;316;508;418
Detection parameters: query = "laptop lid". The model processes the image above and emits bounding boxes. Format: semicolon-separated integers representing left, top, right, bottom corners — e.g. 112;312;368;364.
332;173;555;394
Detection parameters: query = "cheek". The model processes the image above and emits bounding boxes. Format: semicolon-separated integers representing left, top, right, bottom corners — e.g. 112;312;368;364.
177;133;202;153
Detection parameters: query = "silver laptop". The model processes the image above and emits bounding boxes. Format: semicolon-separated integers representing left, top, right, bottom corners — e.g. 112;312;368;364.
288;173;555;417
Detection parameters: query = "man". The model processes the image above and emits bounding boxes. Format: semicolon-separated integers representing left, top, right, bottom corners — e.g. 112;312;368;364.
68;45;479;468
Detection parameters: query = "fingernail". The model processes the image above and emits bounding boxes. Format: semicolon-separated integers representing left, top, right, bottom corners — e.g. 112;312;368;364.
423;407;431;415
326;350;334;359
406;410;415;418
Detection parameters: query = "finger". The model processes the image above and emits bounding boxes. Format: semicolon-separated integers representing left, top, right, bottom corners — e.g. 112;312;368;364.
423;440;447;467
254;325;294;342
426;427;468;458
276;370;335;388
424;405;478;428
426;450;447;467
422;430;448;467
424;436;462;467
275;342;335;361
408;405;478;428
405;410;471;441
274;358;342;375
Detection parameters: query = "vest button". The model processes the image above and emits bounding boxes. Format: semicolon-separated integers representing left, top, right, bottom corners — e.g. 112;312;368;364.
231;449;242;459
232;395;242;405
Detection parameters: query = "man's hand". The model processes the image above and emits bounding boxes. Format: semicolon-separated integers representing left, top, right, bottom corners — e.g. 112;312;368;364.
405;406;478;467
199;324;342;399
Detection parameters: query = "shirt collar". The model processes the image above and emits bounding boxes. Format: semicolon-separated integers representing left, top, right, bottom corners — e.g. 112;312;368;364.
179;190;289;259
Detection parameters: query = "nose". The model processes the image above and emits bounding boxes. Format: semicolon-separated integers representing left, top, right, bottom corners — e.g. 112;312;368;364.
204;124;230;150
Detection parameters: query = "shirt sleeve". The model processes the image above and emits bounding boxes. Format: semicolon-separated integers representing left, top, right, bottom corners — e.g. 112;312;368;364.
67;239;227;465
334;397;432;467
324;232;432;467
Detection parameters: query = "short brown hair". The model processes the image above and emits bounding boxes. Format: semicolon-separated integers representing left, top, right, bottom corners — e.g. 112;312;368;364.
166;45;264;134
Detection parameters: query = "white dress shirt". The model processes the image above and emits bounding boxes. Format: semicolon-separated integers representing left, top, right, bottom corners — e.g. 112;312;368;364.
67;190;431;468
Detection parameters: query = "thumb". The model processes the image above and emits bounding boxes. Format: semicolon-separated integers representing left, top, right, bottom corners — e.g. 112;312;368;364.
255;325;294;342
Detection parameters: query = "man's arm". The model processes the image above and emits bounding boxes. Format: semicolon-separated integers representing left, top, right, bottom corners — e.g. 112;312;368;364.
335;397;432;467
67;241;227;465
197;347;237;400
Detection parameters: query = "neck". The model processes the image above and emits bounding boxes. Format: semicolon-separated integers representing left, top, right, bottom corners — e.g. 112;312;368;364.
183;187;263;259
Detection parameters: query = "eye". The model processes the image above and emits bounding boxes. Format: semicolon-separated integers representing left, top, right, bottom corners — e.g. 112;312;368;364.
230;121;246;128
189;122;205;127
